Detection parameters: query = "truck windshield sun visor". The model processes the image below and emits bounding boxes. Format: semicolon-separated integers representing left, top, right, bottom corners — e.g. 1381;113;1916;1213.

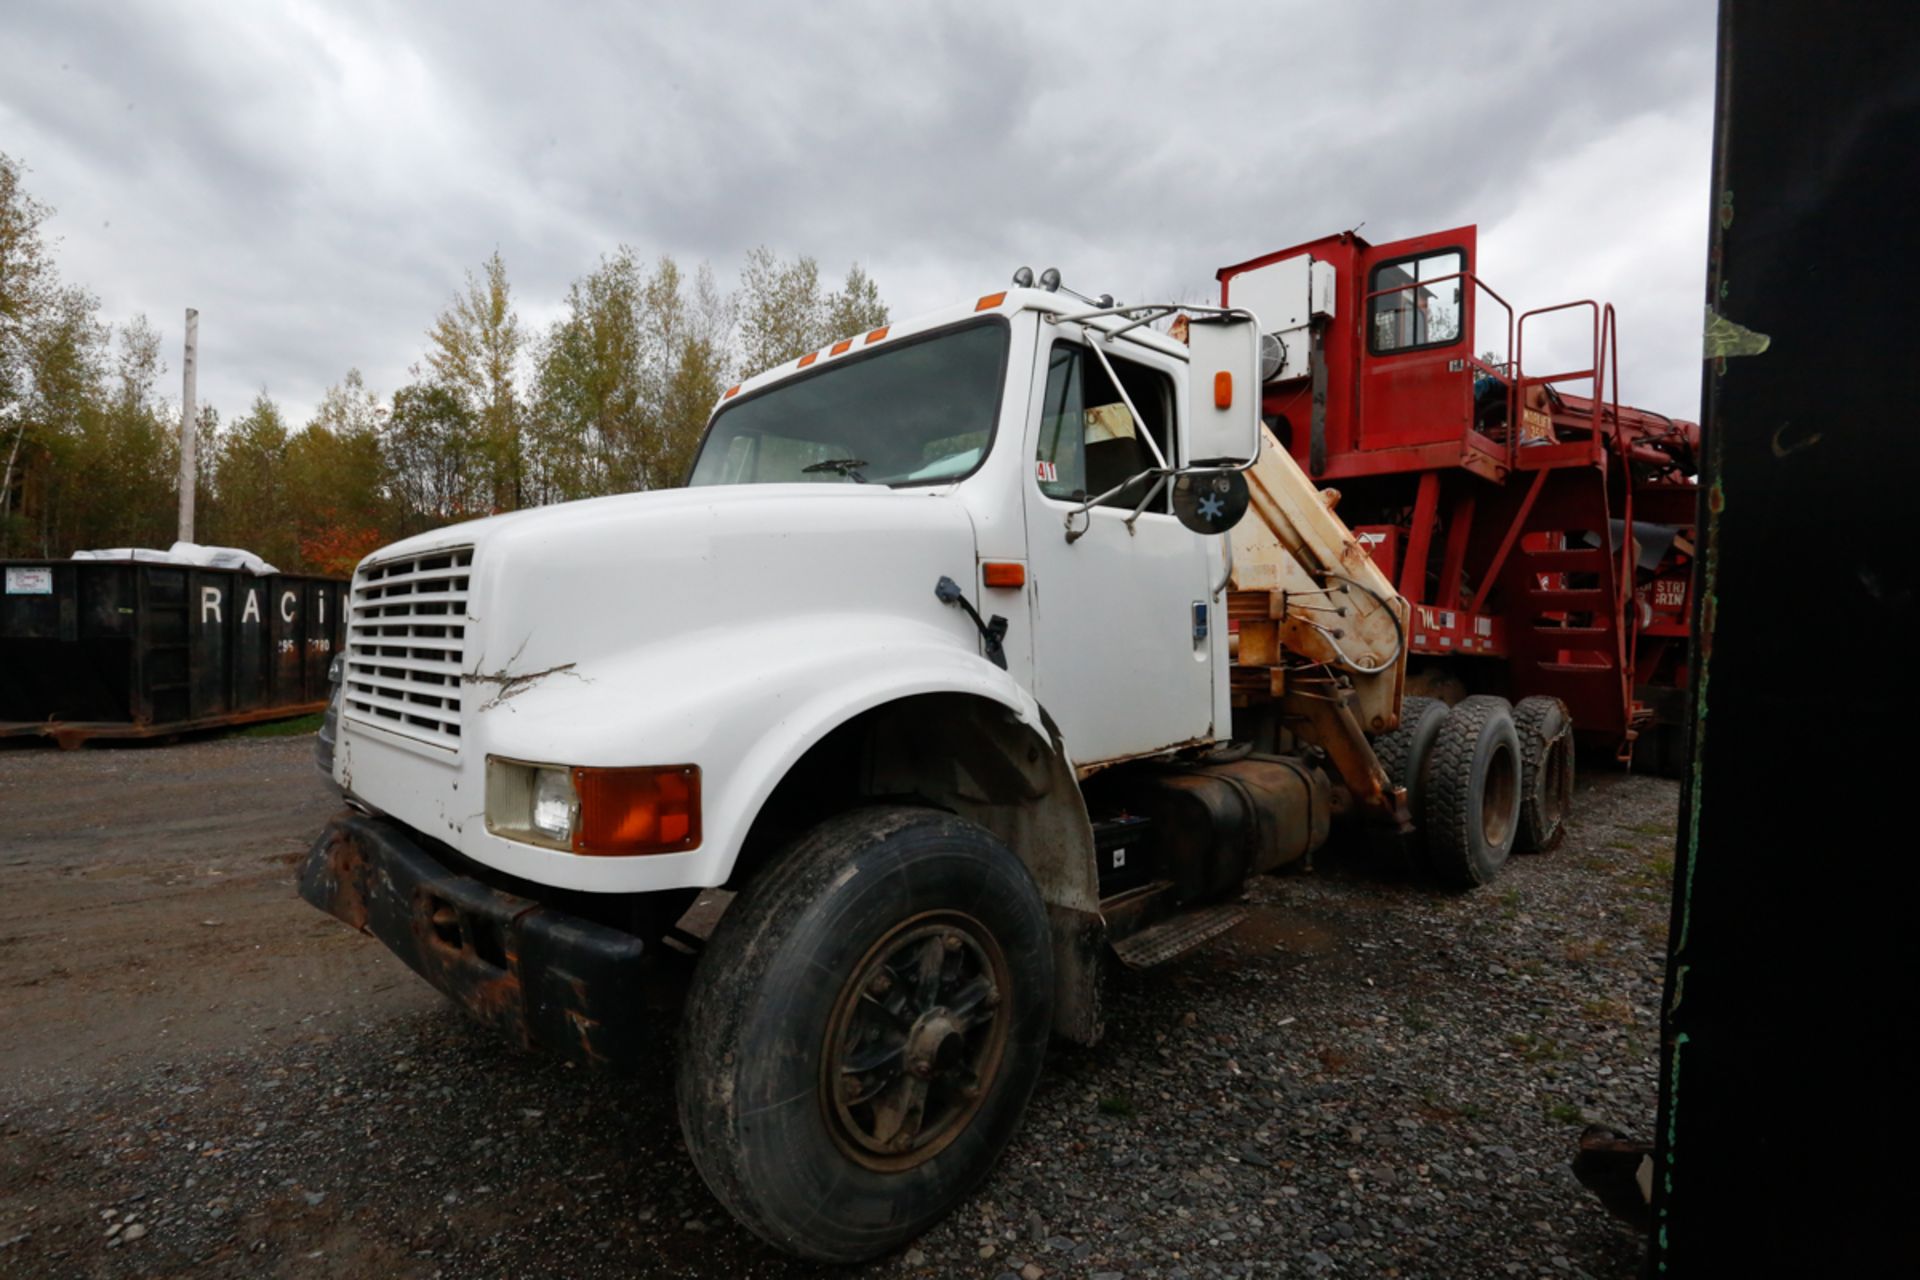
688;320;1009;489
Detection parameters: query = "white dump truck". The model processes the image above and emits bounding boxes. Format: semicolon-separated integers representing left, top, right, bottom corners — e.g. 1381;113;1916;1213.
300;275;1563;1261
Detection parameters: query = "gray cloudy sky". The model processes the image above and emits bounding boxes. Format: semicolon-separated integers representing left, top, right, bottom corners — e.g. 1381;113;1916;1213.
2;1;1718;430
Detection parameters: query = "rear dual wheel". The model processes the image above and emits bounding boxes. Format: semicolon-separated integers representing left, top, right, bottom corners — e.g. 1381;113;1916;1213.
1513;695;1574;853
1368;695;1449;869
677;806;1052;1263
1425;695;1524;888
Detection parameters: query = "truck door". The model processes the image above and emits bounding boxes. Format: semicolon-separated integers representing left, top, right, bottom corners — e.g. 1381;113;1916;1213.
1020;325;1218;765
1356;225;1477;452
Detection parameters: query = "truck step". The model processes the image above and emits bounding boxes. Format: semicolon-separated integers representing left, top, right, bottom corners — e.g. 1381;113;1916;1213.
1112;903;1248;970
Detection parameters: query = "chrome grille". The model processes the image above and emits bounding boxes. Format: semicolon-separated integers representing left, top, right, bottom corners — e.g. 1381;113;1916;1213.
344;546;473;751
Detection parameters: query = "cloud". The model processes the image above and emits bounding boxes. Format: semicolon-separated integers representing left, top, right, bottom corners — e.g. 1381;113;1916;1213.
0;0;1716;427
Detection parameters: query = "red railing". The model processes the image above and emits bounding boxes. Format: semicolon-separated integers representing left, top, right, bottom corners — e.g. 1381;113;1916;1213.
1515;300;1633;710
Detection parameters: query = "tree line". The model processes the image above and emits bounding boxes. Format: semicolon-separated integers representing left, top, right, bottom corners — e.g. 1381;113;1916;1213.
0;152;889;576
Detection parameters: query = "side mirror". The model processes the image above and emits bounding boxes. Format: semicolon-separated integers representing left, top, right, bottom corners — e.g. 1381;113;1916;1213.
1184;312;1263;469
1172;469;1250;535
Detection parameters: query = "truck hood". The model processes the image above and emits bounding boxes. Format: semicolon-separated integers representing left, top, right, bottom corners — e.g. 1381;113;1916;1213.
366;483;984;692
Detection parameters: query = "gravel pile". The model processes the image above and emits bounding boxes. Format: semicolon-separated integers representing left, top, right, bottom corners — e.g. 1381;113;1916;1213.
0;771;1675;1279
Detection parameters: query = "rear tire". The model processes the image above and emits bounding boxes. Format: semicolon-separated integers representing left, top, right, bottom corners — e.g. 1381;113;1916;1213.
1369;696;1449;867
1425;695;1522;888
676;806;1053;1263
1513;696;1574;853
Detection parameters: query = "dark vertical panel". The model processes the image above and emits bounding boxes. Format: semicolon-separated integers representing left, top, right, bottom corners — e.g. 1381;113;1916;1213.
142;568;190;725
268;575;303;706
302;579;330;698
232;577;268;711
1651;3;1920;1272
189;570;229;719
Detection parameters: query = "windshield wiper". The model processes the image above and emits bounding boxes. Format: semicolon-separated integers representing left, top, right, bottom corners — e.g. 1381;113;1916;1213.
801;458;869;483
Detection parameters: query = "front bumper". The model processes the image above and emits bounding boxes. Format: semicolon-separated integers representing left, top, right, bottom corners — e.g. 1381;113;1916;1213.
298;812;652;1069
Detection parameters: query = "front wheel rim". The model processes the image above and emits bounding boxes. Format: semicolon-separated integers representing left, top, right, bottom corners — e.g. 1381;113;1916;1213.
821;910;1010;1172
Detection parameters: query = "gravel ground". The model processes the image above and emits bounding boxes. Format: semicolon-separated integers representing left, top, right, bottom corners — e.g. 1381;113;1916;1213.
0;741;1673;1279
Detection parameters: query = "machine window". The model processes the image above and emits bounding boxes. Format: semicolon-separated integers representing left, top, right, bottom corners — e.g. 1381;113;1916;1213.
1034;342;1174;511
1368;250;1465;354
688;320;1008;488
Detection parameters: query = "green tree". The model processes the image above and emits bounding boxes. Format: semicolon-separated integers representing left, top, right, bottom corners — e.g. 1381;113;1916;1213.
1;284;107;554
1;154;62;551
383;380;480;533
47;316;179;554
0;153;53;410
209;391;294;567
530;248;645;502
823;262;888;346
735;248;888;378
426;251;524;512
530;252;736;497
284;369;393;572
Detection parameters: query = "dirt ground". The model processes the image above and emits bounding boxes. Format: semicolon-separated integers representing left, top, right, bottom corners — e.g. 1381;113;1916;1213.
0;732;1675;1279
0;735;437;1094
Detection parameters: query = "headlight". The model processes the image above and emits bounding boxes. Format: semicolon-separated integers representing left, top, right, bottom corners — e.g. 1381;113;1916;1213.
529;767;576;841
485;757;700;856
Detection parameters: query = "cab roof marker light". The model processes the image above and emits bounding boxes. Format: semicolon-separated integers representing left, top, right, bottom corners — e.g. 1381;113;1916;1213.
798;351;819;368
975;291;1007;312
865;326;889;344
723;384;741;399
830;339;852;355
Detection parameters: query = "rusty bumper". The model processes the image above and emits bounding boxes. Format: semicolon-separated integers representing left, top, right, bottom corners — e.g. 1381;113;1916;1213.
298;812;650;1069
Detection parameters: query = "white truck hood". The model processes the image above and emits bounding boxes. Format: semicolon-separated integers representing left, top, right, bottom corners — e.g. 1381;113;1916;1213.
377;483;980;684
333;483;1008;892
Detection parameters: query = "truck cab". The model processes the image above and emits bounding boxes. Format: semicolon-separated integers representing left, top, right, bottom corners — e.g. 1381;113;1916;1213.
301;282;1523;1262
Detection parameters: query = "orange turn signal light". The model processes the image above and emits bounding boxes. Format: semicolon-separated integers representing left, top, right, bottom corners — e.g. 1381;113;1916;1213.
572;765;701;856
975;291;1007;312
1214;370;1233;409
982;561;1026;588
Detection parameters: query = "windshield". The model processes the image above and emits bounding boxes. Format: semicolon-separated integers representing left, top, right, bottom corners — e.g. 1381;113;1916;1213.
688;321;1008;488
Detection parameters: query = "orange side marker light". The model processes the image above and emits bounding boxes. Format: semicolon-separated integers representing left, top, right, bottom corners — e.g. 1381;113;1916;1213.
572;765;701;856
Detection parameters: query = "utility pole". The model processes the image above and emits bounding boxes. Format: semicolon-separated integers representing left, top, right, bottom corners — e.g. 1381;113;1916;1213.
177;307;198;544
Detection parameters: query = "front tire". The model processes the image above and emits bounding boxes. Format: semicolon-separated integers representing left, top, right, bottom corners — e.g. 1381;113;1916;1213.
676;806;1053;1263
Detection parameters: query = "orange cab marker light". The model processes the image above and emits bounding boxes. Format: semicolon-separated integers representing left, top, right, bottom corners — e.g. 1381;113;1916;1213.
831;339;852;355
723;384;741;399
975;291;1007;312
1214;370;1234;409
571;765;701;856
798;351;819;368
983;561;1026;588
865;326;889;344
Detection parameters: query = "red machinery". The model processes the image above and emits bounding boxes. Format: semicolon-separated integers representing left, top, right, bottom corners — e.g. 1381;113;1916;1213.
1219;225;1699;765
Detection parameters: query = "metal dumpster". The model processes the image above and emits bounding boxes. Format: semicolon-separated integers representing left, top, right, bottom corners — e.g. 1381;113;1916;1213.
0;558;348;747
